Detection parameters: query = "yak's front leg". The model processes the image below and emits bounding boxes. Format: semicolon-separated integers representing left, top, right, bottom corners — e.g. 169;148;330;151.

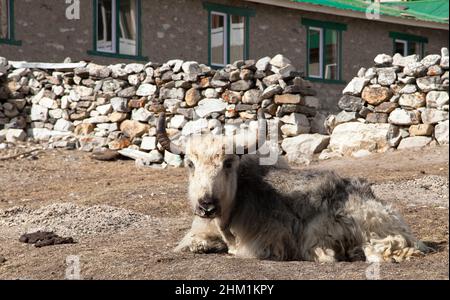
214;218;238;255
174;216;227;253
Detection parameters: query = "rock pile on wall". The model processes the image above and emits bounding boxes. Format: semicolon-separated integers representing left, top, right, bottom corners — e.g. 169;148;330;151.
322;48;449;158
0;55;327;167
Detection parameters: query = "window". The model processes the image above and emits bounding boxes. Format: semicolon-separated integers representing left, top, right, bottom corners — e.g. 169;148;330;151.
390;32;427;57
89;0;146;60
0;0;20;45
302;18;346;82
203;2;255;67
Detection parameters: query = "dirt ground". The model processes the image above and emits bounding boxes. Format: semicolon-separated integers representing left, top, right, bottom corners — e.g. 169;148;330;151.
0;145;448;280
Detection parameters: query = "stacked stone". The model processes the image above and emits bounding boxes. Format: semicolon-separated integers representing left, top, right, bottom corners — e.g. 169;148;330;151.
333;48;449;151
0;54;323;167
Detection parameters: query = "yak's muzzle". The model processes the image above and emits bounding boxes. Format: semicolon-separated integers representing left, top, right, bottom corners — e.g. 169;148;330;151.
195;197;220;218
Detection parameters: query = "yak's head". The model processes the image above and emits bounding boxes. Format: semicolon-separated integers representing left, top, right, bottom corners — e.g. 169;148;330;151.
157;112;269;220
184;135;240;219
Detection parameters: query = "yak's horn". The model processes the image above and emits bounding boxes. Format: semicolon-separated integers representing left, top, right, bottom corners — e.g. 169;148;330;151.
156;112;184;155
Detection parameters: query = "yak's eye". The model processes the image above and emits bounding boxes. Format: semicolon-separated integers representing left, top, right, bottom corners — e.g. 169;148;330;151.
223;159;233;169
186;160;195;169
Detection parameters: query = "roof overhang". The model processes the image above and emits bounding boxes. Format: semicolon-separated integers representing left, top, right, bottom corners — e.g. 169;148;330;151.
243;0;449;31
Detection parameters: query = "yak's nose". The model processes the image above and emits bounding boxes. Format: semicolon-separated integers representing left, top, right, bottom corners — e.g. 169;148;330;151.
197;197;219;218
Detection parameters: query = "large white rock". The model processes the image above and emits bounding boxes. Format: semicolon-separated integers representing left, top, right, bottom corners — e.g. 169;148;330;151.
342;77;369;96
31;104;48;122
195;98;227;118
170;115;187;129
136;83;157;97
96;104;112;115
164;151;183;167
140;136;157;150
397;136;432;149
434;120;449;145
421;109;449;124
398;92;426;109
270;54;291;68
374;54;393;66
328;122;391;156
426;91;449;109
182;118;209;136
118;148;163;163
280;113;310;136
131;108;152;122
54;119;74;132
27;128;71;141
281;134;330;164
5;129;27;142
256;56;271;71
388;108;421;125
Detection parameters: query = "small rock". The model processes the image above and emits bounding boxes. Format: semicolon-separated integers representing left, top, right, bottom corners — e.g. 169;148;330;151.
409;124;434;136
274;94;302;105
242;89;262;104
362;85;391;105
377;68;397;86
421;109;449;124
342;77;370;96
434;120;449;145
195;99;227;118
398;92;426;109
397;136;432;149
281;134;330;164
366;112;388;123
5;129;27;142
119;148;163;163
426;91;449;109
374;54;393;66
170;115;187;129
256;56;271;71
338;95;364;112
164;151;183;167
120;120;150;139
140;136;157;150
185;88;201;107
270;54;291;68
388;109;421;125
136;83;157;97
111;97;129;112
54;119;74;132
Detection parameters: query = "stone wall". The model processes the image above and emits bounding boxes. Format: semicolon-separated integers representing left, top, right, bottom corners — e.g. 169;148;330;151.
0;54;326;167
1;0;447;112
321;48;449;159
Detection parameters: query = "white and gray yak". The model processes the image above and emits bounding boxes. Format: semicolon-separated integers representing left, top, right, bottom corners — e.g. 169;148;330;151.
157;112;430;263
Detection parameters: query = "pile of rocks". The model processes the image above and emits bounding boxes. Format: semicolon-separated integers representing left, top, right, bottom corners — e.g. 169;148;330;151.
0;54;325;167
324;48;449;158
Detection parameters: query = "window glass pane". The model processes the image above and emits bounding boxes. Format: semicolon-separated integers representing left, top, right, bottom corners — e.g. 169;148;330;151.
211;13;226;66
407;41;423;57
394;39;407;56
0;0;9;39
230;15;245;64
97;0;115;53
308;27;322;78
324;29;339;80
119;0;137;56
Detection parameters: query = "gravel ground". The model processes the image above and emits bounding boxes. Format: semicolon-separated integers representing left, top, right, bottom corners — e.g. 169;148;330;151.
0;145;448;280
0;203;150;238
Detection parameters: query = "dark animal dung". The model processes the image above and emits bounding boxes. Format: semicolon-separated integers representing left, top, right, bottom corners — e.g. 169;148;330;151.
19;231;76;248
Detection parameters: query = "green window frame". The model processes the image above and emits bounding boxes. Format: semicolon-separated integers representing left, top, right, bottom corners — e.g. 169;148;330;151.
0;0;21;46
203;2;255;67
88;0;147;61
389;32;428;58
302;18;346;84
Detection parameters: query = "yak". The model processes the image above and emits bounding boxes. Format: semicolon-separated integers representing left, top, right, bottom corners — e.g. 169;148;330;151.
157;112;430;262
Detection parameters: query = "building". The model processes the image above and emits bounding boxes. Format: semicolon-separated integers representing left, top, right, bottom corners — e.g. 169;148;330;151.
1;0;448;111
